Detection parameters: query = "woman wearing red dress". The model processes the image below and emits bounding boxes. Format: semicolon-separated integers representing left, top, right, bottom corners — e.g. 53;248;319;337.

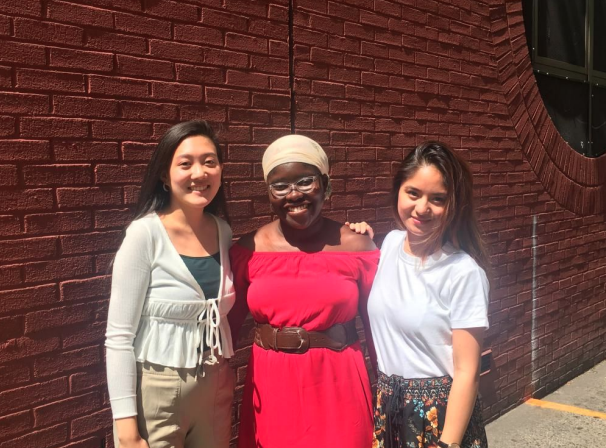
228;135;379;448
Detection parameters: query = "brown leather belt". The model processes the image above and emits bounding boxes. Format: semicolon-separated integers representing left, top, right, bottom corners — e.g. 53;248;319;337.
254;319;358;354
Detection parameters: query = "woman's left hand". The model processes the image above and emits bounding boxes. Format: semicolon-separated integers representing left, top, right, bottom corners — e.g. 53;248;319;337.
345;221;374;239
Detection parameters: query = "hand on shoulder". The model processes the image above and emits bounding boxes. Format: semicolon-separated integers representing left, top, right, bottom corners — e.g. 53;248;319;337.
344;221;374;239
339;224;377;251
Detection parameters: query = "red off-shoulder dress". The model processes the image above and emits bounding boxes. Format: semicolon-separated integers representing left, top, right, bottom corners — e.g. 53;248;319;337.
228;243;379;448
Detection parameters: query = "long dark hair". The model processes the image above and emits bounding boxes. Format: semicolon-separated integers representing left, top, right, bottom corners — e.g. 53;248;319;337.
391;141;488;269
132;120;229;222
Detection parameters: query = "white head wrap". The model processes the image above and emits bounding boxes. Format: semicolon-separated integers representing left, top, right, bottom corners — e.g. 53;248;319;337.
262;135;329;180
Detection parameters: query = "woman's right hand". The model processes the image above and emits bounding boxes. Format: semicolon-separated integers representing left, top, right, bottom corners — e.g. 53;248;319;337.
345;221;375;239
115;417;149;448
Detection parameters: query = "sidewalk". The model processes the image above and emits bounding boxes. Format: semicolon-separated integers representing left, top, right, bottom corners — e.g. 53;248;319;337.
486;360;606;447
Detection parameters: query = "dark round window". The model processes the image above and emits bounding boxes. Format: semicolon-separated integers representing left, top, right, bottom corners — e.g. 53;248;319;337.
523;0;606;157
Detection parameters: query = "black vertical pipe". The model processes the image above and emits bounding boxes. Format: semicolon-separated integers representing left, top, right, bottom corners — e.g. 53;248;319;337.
289;0;295;134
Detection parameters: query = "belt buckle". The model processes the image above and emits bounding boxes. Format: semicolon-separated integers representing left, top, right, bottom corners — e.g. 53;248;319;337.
283;326;310;354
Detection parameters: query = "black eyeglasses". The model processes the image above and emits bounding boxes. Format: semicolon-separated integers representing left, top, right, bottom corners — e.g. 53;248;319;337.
268;176;319;198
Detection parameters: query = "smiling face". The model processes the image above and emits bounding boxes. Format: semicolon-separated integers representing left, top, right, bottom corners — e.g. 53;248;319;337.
163;135;222;212
397;164;448;244
267;162;325;230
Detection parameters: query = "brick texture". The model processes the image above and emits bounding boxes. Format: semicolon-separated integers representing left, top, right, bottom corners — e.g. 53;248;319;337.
0;1;604;447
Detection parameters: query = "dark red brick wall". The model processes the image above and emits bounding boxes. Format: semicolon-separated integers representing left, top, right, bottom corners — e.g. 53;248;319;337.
0;1;604;447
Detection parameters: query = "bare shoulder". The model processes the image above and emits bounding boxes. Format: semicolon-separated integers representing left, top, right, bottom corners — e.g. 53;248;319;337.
234;221;278;251
338;224;377;251
234;231;257;251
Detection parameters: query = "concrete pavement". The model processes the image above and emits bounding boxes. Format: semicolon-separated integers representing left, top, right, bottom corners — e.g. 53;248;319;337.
486;360;606;447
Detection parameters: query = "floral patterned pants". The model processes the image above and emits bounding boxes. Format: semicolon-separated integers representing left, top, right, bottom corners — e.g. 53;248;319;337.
373;372;488;448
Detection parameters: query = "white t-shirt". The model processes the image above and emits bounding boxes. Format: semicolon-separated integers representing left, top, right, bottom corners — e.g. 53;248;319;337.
368;230;489;379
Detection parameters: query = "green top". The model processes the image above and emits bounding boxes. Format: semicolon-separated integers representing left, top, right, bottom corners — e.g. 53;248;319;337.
180;252;221;355
180;252;221;299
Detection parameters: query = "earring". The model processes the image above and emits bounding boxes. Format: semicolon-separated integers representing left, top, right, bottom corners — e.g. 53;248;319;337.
163;184;169;192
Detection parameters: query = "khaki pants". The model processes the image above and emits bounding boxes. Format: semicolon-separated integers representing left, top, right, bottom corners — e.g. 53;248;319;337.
114;357;235;448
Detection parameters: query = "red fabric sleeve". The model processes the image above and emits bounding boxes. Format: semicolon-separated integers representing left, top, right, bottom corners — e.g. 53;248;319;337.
356;251;380;378
228;243;252;347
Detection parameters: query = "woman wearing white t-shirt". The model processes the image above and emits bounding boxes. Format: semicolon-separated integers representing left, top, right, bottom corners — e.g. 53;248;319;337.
368;141;489;448
105;121;236;448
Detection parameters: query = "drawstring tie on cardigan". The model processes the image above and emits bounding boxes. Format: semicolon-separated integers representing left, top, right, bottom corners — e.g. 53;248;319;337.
195;298;222;376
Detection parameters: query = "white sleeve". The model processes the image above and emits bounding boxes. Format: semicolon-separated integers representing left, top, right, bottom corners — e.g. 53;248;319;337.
105;220;152;419
379;230;402;256
449;261;489;330
219;216;233;247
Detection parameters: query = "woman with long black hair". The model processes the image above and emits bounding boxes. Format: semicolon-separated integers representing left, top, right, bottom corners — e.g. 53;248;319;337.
105;121;236;448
